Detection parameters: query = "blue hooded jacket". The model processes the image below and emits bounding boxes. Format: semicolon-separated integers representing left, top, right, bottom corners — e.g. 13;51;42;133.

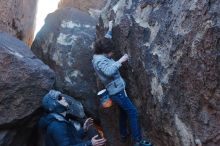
39;113;92;146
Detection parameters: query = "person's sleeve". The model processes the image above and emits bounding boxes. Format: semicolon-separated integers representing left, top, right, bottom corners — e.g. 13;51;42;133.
104;30;112;39
77;128;86;138
48;122;92;146
72;140;92;146
97;58;121;77
48;122;73;146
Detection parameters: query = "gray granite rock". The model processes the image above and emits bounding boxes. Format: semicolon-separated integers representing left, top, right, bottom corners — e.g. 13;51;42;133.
0;32;55;146
31;8;99;119
97;0;220;145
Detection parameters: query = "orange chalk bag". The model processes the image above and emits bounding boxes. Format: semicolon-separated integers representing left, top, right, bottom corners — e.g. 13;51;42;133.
97;89;112;108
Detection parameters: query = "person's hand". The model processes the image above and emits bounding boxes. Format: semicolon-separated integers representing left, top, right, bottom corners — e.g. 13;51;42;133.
83;118;93;131
91;135;106;146
108;20;113;31
118;54;129;64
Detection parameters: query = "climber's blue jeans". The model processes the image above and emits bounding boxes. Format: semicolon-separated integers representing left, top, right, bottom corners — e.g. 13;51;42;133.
110;90;142;142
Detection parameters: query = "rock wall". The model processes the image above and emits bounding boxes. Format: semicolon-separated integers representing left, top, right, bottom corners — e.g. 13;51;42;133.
58;0;107;18
31;8;99;119
0;0;37;46
0;32;55;146
58;0;106;10
97;0;220;146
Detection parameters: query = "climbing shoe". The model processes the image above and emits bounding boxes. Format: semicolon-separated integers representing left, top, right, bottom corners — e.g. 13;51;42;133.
134;140;153;146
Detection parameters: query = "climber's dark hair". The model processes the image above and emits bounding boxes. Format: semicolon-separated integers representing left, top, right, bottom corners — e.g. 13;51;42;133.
93;38;116;54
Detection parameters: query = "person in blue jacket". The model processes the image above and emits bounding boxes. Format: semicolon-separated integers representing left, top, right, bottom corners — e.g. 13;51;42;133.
39;90;106;146
92;21;152;146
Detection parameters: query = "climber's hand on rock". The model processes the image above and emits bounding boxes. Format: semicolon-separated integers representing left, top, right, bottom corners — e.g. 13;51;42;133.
108;20;113;31
118;54;129;64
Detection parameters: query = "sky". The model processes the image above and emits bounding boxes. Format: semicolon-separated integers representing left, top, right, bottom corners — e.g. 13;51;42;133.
34;0;60;37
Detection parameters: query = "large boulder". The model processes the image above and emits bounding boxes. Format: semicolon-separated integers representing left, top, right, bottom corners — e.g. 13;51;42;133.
58;0;107;17
0;32;55;145
31;8;99;119
0;0;37;46
97;0;220;146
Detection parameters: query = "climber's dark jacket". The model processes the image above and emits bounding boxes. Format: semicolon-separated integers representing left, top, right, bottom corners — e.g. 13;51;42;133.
39;113;92;146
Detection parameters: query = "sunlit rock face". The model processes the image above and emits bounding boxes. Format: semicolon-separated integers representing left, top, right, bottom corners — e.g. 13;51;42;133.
97;0;220;146
58;0;107;18
31;8;99;119
0;0;37;46
0;32;55;146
